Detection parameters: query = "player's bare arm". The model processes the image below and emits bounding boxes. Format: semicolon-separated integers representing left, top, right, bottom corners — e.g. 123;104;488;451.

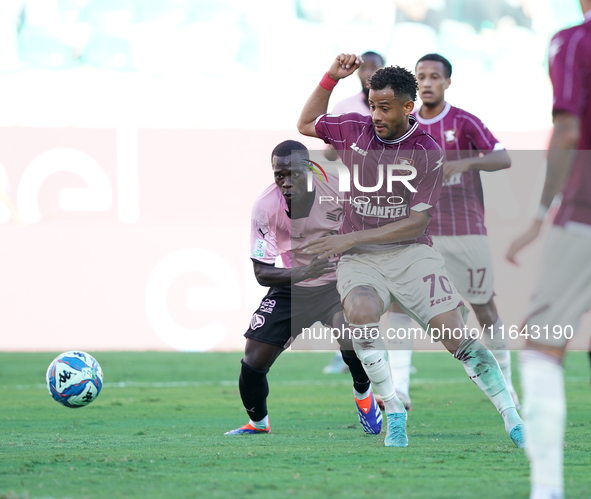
301;210;430;259
443;149;511;183
297;54;363;138
252;257;336;287
506;112;580;264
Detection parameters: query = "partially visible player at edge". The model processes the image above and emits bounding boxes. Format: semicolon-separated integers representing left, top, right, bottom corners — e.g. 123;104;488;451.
297;54;525;447
506;1;591;498
409;53;520;407
225;140;382;437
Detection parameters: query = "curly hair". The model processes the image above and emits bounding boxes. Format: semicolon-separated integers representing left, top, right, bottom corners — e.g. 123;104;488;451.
416;53;452;78
367;66;418;102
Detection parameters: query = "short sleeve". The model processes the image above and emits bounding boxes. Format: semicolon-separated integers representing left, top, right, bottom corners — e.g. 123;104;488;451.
462;114;503;153
549;30;587;117
315;112;367;147
250;202;278;265
409;145;444;218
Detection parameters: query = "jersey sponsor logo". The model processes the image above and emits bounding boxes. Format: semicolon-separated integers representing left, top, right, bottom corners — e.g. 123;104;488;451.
250;313;265;330
442;172;462;186
443;129;457;143
350;142;368;157
253;239;267;258
354;202;408;219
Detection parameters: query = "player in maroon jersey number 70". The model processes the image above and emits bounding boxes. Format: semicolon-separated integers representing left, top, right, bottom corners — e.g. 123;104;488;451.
297;53;525;448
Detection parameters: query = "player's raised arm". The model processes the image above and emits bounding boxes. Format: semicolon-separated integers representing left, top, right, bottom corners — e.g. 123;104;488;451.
297;53;363;138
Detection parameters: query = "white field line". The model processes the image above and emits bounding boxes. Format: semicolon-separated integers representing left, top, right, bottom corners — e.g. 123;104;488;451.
8;377;590;391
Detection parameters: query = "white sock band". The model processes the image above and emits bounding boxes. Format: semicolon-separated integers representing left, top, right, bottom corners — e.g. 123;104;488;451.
520;350;565;493
383;312;413;396
350;323;405;414
482;318;513;386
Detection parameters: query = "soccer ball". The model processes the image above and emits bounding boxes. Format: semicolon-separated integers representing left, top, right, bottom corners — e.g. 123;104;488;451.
46;351;104;408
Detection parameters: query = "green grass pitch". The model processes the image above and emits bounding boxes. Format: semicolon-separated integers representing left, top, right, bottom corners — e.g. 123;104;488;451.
1;351;590;499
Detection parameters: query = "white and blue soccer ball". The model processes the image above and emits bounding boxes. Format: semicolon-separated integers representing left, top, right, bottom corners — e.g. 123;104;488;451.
46;351;104;408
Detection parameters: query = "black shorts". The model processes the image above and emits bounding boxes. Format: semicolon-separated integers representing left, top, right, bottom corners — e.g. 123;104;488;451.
244;283;343;349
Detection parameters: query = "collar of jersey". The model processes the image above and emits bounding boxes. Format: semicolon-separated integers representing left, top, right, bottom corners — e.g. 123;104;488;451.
414;101;452;125
375;115;419;144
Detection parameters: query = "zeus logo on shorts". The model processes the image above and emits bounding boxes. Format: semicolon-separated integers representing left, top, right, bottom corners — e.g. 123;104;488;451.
259;299;276;314
250;313;265;330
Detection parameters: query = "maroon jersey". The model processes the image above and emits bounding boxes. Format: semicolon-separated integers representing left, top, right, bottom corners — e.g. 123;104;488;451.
549;14;591;230
315;113;444;252
414;103;505;236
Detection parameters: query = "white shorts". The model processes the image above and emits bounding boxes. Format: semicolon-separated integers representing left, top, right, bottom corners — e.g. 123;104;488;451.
523;225;591;348
336;244;467;331
432;235;494;305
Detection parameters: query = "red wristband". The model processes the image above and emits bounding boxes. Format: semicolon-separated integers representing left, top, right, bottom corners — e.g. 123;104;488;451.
319;72;338;91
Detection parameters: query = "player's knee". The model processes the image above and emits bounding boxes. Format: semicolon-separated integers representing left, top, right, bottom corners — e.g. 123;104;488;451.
343;287;383;325
344;302;382;325
244;341;282;371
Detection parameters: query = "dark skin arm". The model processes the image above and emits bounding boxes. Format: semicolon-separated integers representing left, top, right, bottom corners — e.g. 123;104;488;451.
252;256;336;287
302;210;430;259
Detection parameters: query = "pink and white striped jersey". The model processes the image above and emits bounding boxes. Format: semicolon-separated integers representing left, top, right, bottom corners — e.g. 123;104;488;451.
549;13;591;231
315;113;444;252
414;103;505;236
250;174;343;287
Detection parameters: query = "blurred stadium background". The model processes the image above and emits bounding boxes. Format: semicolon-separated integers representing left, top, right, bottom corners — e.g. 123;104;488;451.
0;0;588;353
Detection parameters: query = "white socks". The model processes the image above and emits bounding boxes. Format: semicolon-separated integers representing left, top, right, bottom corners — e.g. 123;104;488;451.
482;318;515;389
520;350;565;499
250;415;269;429
351;323;406;414
454;337;522;433
383;312;413;397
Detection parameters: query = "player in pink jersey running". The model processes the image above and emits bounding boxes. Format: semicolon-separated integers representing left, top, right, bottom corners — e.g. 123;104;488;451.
405;53;519;407
225;140;382;436
298;54;525;448
506;2;591;497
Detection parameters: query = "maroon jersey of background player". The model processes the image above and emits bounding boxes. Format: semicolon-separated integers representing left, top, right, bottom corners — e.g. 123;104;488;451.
315;113;444;252
549;15;591;229
414;103;505;237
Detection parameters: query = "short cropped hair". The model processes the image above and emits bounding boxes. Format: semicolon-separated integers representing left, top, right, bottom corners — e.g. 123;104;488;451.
416;53;452;78
361;51;385;66
271;140;309;163
368;66;418;102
